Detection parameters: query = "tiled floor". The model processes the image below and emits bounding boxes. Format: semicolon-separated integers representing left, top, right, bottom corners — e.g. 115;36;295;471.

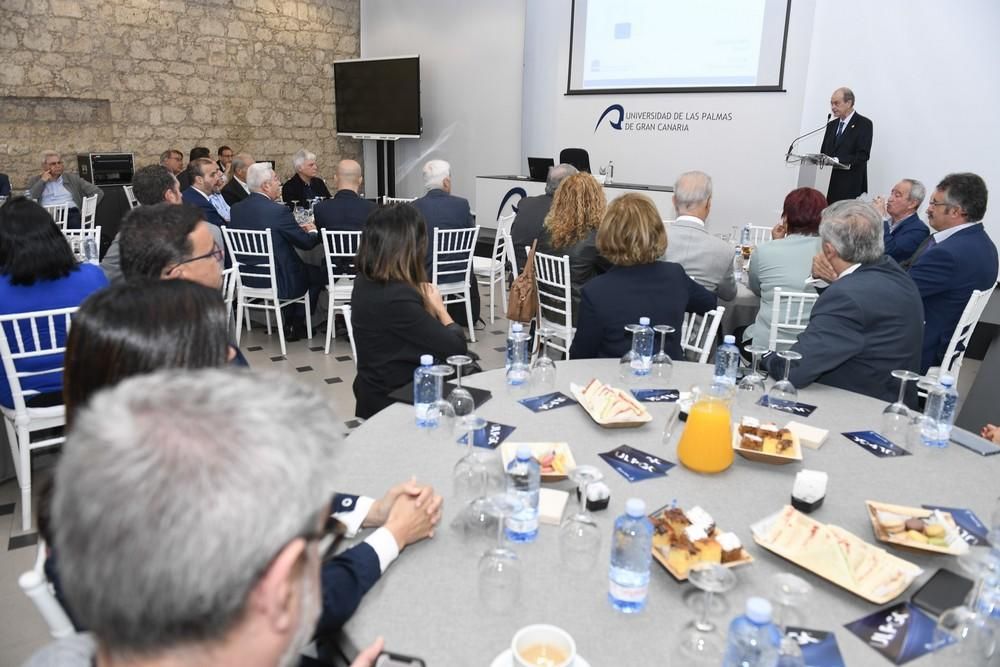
0;308;513;664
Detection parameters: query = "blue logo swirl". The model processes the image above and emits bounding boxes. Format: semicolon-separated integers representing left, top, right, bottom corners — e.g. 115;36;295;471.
497;187;526;219
594;104;625;132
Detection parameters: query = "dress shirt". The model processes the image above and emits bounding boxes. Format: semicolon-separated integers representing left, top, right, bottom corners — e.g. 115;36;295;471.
932;222;977;245
838;262;862;279
675;214;704;226
208;192;231;222
836;110;856;141
333;495;400;573
40;176;76;209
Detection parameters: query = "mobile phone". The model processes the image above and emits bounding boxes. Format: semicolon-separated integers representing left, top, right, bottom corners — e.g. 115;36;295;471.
910;568;974;618
375;652;426;667
950;427;1000;456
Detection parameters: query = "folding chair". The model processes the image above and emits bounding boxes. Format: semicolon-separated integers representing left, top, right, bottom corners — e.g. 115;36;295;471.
680;307;726;363
922;286;996;393
769;288;819;351
44;204;70;231
321;229;362;354
80;194;98;230
431;226;481;341
533;250;574;358
473;214;515;323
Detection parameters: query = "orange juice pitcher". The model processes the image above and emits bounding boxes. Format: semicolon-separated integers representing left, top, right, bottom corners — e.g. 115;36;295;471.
677;385;734;473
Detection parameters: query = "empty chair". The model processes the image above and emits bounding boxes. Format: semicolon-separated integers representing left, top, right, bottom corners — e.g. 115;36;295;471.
473;214;515;323
559;148;591;174
80;193;98;230
431;226;481;341
768;288;819;351
534;250;574;358
680;307;726;363
123;184;139;210
321;229;363;354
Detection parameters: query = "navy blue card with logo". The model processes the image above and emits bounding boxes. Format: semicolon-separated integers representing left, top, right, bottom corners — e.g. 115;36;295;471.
785;628;846;667
922;505;992;547
843;430;911;458
844;602;951;664
630;388;680;403
457;421;515;449
757;395;818;417
518;392;577;413
598;445;674;482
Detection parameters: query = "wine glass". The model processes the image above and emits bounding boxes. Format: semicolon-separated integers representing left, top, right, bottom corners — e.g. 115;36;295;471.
478;493;523;614
737;344;769;410
452;417;498;548
661;403;682;446
771;572;812;630
933;605;997;665
675;564;737;662
446;355;476;421
619;324;643;384
559;465;603;572
883;370;921;444
768;350;802;408
652;325;676;380
531;328;557;391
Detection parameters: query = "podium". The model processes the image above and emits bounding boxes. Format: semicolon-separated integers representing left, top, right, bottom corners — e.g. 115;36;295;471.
787;152;849;190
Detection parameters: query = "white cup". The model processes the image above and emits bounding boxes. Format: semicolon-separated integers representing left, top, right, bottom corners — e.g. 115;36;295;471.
511;624;576;667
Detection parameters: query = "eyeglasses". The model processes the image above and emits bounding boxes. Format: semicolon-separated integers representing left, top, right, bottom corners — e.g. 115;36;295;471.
171;242;224;269
927;199;949;208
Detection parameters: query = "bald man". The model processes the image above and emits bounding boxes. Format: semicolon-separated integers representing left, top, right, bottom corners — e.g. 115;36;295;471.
313;159;376;232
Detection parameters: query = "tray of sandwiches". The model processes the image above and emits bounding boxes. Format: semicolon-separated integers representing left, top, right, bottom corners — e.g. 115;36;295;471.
650;503;753;581
733;417;803;464
865;500;970;556
569;379;652;428
751;506;922;604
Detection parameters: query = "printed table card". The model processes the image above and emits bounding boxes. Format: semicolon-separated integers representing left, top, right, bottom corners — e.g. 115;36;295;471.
630;388;680;403
457;421;516;449
784;627;846;667
844;602;951;664
757;395;818;417
518;392;577;413
843;430;911;458
598;444;675;482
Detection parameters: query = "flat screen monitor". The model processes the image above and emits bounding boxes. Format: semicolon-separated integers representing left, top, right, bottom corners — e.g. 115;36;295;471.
334;56;422;138
527;157;554;181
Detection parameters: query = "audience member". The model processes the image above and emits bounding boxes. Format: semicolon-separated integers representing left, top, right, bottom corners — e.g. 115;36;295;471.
569;193;714;360
351;204;467;419
742;187;826;351
660;170;737;301
873;178;929;263
159;148;184;176
230;163;324;341
180;157;227;244
26;369;388;667
177;146;210;190
511;163;577;271
282;148;332;208
217;145;234;174
222;152;254;206
26;151;103;229
119;203;223;289
908;172;998;372
314;159;375;232
411;159;475;282
0;171;10;197
762;200;923;401
535;171;610;322
0;198;107;410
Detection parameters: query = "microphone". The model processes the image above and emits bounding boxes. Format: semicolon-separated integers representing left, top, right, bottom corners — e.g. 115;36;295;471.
786;113;832;158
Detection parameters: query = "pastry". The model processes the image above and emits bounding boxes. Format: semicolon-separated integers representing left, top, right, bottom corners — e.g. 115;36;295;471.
876;511;907;534
684;525;709;543
741;434;764;451
905;529;929;544
924;524;946;539
685;506;715;534
694;538;722;564
904;518;926;532
717;532;743;563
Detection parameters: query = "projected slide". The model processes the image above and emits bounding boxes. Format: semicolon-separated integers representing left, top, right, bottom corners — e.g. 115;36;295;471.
568;0;791;93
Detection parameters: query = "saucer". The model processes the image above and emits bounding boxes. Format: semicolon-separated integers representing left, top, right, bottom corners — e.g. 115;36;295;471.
490;648;591;667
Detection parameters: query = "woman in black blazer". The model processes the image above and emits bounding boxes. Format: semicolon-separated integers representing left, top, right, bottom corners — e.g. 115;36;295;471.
569;194;716;360
351;204;468;418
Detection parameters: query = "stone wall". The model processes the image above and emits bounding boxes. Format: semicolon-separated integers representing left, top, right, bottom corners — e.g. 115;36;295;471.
0;0;361;189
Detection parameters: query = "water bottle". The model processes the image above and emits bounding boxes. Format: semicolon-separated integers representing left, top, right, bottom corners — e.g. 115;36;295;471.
740;223;752;246
630;317;654;376
506;323;530;374
733;247;744;282
919;374;958;448
722;597;782;667
83;237;98;263
607;160;614;184
505;445;540;543
413;354;439;428
714;335;740;386
608;498;653;613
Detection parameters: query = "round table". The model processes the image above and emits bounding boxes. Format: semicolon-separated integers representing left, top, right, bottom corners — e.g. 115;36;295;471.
333;359;996;665
719;282;760;338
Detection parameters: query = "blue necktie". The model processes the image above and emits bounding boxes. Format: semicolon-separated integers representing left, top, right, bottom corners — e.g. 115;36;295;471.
835;120;846;140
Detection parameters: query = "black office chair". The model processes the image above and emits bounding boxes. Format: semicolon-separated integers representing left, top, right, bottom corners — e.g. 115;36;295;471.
558;148;591;174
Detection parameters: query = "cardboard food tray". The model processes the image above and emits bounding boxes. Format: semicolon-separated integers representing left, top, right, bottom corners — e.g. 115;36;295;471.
731;424;803;464
569;382;652;429
649;504;753;581
500;441;576;482
865;500;968;556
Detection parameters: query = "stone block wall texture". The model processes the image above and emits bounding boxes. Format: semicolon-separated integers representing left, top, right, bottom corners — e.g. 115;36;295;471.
0;0;361;189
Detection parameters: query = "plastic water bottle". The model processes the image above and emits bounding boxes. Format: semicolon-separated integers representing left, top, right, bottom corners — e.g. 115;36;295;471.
83;237;98;263
608;498;653;613
714;335;740;386
630;317;654;376
413;354;439;428
740;223;752;246
506;323;530;372
733;247;744;282
722;597;782;667
505;445;540;543
920;374;958;448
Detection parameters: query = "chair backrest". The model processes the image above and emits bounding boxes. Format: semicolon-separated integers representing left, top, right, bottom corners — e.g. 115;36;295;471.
940;286;996;381
221;227;279;295
431;226;480;285
123;184;139;210
533;251;573;353
559;147;591;173
488;214;515;270
80;194;99;229
381;196;416;206
680;307;726;363
341;303;358;365
769;288;819;350
19;541;75;639
321;229;363;284
62;226;102;264
220;266;237;308
747;225;773;246
44;204;70;230
502;228;519;277
0;307;77;416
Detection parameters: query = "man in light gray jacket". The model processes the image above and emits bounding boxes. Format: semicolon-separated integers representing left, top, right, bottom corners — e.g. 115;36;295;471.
26;150;103;228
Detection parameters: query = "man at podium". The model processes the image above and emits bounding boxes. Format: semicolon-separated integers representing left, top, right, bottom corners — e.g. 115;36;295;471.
821;87;873;203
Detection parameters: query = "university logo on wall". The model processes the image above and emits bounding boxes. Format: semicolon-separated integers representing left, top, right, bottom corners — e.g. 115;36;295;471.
496;187;526;219
593;102;732;134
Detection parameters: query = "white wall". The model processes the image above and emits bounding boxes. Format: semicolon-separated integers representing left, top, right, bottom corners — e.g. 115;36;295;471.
359;0;526;210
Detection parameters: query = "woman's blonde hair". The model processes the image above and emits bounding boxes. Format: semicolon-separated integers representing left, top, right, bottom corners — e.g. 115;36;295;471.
597;193;667;266
543;173;606;249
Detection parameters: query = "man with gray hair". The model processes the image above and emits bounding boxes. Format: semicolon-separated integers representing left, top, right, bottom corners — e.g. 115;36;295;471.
26;150;104;228
660;170;737;301
222;152;255;206
511;163;578;270
872;178;929;263
411;159;475;279
282;148;332;209
763;200;923;401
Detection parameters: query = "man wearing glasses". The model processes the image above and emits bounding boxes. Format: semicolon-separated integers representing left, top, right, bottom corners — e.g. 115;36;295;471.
26;150;104;228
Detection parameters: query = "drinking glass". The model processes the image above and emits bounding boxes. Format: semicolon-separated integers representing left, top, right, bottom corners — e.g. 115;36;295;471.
446;355;476;420
737;344;769;410
420;364;456;441
531;328;557;391
883;370;921;444
768;350;802;407
661;402;682;446
452;417;498;548
652;325;676;380
675;564;737;663
478;494;523;614
559;465;603;572
933;605;997;665
772;570;813;661
619;324;643;384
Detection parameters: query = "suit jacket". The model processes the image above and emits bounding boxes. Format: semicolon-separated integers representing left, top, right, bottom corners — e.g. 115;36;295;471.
176;169;191;192
0;173;10;197
762;256;923;401
221;176;250;207
281;174;331;208
181;187;226;228
316;543;381;636
820;112;873;203
660;216;737;301
745;234;822;350
26;172;104;209
314;189;376;232
536;225;610;324
510;193;553;271
908;223;999;372
228;193;321;299
411;189;475;282
569;262;716;360
883;213;929;264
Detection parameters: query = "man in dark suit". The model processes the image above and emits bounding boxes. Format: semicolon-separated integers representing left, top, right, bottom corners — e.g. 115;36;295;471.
229;162;325;341
177;146;210;191
0;172;10;197
511;163;577;271
874;178;929;263
820;87;873;203
763;200;924;402
313;159;375;232
180;157;226;259
221;152;253;207
908;172;998;372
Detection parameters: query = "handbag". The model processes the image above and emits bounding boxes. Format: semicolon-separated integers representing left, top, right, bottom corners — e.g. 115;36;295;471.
506;239;538;323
